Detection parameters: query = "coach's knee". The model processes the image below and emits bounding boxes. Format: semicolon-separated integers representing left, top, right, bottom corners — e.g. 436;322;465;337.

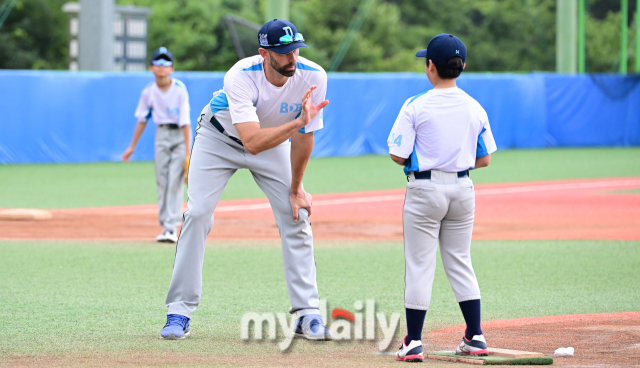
184;205;215;226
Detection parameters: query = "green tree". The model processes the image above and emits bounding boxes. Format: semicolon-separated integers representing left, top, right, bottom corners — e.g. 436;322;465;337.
285;0;558;72
584;3;638;72
119;0;559;72
0;0;69;70
388;0;557;72
292;0;426;72
0;0;635;73
118;0;261;71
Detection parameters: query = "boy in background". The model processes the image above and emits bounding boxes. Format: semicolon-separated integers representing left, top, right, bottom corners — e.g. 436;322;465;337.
122;47;191;243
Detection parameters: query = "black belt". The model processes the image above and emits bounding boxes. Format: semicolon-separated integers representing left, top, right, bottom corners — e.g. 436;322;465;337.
209;116;243;146
161;123;180;130
413;170;469;180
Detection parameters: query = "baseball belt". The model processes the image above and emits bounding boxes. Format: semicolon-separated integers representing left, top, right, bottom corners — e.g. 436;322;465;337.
208;115;244;147
412;170;470;180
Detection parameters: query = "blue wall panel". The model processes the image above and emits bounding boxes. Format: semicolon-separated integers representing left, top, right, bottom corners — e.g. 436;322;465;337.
0;70;638;164
459;74;548;150
545;75;640;147
316;73;432;156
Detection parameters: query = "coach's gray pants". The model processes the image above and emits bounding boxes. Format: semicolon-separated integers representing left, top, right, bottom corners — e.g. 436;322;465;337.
403;170;481;310
165;114;319;318
155;124;186;232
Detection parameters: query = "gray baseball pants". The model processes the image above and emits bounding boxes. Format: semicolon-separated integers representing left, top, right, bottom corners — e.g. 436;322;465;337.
155;124;186;232
403;170;481;310
165;110;320;318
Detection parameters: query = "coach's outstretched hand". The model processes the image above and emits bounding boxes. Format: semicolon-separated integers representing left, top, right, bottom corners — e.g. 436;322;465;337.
298;85;329;127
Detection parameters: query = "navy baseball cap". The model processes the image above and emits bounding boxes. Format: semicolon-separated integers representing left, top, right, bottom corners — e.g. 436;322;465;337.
416;34;466;71
151;47;173;66
258;19;308;55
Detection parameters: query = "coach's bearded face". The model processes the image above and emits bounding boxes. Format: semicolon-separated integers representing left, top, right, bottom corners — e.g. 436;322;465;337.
268;50;297;77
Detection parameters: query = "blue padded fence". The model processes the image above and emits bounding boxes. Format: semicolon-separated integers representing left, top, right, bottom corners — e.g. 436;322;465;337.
0;70;638;163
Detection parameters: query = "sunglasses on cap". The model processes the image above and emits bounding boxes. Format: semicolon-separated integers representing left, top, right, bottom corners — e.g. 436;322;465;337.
152;59;173;66
260;33;305;47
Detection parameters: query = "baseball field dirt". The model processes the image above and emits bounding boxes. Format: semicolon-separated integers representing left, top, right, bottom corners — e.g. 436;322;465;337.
0;239;637;367
1;177;639;241
1;177;639;367
427;312;640;367
1;312;637;367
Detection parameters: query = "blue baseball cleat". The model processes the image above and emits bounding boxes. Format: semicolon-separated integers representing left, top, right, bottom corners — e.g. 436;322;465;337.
294;314;333;341
160;314;190;340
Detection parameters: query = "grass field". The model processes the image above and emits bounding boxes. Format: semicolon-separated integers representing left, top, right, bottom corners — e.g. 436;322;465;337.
1;240;638;365
1;148;639;366
1;148;639;208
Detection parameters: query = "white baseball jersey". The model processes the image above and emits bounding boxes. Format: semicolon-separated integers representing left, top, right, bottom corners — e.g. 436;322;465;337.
134;78;191;127
208;55;326;140
387;87;497;175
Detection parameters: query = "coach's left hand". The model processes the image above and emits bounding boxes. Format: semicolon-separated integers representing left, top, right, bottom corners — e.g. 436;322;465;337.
298;85;329;128
290;189;312;223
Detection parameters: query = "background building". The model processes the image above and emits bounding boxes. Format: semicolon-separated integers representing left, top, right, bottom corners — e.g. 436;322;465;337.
62;1;151;71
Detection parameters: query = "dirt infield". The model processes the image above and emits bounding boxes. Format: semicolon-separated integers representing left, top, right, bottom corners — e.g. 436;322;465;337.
1;177;639;241
427;311;640;366
2;313;637;367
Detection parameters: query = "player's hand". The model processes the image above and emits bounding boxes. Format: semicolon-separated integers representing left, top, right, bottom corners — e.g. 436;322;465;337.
298;85;329;128
122;147;134;162
289;188;312;223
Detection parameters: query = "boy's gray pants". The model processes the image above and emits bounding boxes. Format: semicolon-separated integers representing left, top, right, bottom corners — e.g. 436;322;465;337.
155;124;186;232
403;170;481;310
165;111;320;318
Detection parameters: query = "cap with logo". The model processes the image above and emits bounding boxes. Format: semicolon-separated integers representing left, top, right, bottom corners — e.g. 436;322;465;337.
415;34;466;71
258;19;308;55
151;47;174;66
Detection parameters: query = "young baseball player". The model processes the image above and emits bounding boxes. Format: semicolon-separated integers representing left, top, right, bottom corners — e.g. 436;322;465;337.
388;34;497;362
159;19;333;341
122;47;192;243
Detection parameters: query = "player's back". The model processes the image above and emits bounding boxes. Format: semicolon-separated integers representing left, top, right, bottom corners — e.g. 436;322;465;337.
408;87;489;171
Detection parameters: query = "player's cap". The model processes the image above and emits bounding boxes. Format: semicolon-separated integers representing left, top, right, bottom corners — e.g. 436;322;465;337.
151;47;174;66
258;19;308;55
415;34;466;71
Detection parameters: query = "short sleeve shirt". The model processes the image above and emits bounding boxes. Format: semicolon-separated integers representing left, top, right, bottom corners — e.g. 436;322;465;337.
207;55;327;140
134;78;191;126
387;87;497;175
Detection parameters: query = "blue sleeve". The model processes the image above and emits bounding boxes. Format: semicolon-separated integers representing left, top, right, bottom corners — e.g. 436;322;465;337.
476;127;489;157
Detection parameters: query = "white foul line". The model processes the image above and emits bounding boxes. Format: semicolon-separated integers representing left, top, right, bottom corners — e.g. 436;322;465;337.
215;202;271;212
215;195;406;212
474;179;640;195
214;179;640;213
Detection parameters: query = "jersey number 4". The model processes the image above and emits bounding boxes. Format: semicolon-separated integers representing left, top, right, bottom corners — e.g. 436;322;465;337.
392;133;402;147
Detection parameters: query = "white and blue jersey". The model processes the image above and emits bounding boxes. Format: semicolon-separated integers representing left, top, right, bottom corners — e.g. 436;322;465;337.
387;87;497;175
134;78;191;126
207;55;326;141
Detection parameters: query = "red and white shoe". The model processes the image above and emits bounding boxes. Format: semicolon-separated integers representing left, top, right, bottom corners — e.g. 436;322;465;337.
395;335;424;362
455;334;488;356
